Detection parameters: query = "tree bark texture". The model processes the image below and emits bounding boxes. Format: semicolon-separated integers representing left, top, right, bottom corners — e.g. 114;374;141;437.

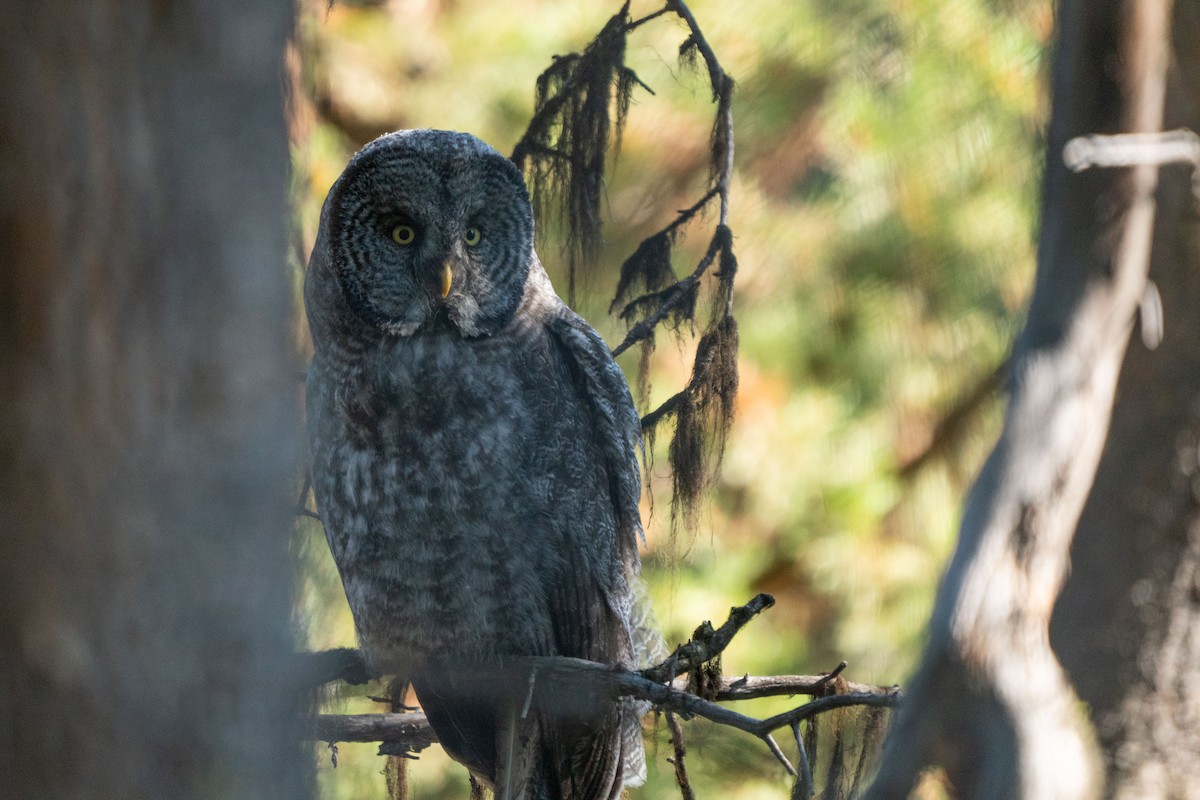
865;0;1171;797
1052;3;1200;798
0;3;305;799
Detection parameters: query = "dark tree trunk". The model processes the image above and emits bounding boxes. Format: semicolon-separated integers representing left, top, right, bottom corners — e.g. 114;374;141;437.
865;0;1173;796
1052;4;1200;798
0;3;306;799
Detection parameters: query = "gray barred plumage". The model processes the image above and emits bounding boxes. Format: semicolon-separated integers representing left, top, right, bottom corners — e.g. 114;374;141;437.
305;129;661;799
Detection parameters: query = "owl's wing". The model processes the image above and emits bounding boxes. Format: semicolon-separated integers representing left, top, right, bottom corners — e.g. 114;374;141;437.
545;313;643;663
543;311;654;798
545;311;644;573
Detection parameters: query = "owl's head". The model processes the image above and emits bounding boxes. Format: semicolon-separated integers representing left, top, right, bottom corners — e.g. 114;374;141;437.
307;130;536;345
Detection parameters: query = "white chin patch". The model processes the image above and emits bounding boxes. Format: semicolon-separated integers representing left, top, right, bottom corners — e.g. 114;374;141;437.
379;319;421;337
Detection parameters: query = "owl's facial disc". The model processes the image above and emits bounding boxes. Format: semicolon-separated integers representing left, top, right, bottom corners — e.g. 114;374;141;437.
326;130;535;340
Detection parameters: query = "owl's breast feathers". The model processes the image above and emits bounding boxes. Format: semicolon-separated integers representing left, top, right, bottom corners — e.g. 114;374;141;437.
307;263;656;798
307;265;648;660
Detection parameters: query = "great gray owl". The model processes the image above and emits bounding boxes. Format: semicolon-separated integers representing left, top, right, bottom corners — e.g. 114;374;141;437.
304;129;660;800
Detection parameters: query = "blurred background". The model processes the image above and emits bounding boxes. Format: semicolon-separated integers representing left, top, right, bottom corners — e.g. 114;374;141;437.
288;0;1051;796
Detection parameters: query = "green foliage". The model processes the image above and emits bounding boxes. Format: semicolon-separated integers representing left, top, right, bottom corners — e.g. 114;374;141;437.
292;0;1050;796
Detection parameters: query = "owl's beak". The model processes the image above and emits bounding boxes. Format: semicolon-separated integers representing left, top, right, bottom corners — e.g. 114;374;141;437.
439;261;453;299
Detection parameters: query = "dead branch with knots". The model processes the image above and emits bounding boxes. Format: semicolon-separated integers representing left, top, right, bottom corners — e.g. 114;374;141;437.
303;595;901;795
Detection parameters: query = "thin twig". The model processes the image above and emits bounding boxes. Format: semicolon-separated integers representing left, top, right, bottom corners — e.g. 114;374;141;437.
665;711;696;800
809;661;848;693
660;187;722;235
757;692;899;733
640;390;686;431
765;732;799;777
624;4;673;32
793;722;815;799
296;474;320;521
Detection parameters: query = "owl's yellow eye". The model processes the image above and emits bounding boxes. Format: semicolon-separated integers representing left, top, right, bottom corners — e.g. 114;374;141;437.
464;227;482;247
391;224;416;246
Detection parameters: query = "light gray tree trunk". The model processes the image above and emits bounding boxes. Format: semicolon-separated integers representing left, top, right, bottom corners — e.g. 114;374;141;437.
1052;4;1200;798
864;0;1173;796
0;3;307;798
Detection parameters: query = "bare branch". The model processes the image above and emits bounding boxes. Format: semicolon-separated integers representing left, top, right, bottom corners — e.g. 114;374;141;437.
897;360;1008;482
296;474;321;521
765;732;799;777
640;593;774;683
624;5;673;32
1063;128;1200;172
756;692;898;733
668;0;726;104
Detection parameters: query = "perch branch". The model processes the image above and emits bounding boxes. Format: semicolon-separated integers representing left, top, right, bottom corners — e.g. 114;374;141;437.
310;663;900;753
306;595;899;776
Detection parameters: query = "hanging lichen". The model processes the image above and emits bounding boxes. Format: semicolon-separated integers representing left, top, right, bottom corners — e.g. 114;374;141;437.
510;0;741;540
510;1;650;304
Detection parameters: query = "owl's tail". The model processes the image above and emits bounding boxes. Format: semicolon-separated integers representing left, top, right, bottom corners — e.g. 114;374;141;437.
494;703;541;800
416;667;643;800
537;702;634;800
493;695;641;800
